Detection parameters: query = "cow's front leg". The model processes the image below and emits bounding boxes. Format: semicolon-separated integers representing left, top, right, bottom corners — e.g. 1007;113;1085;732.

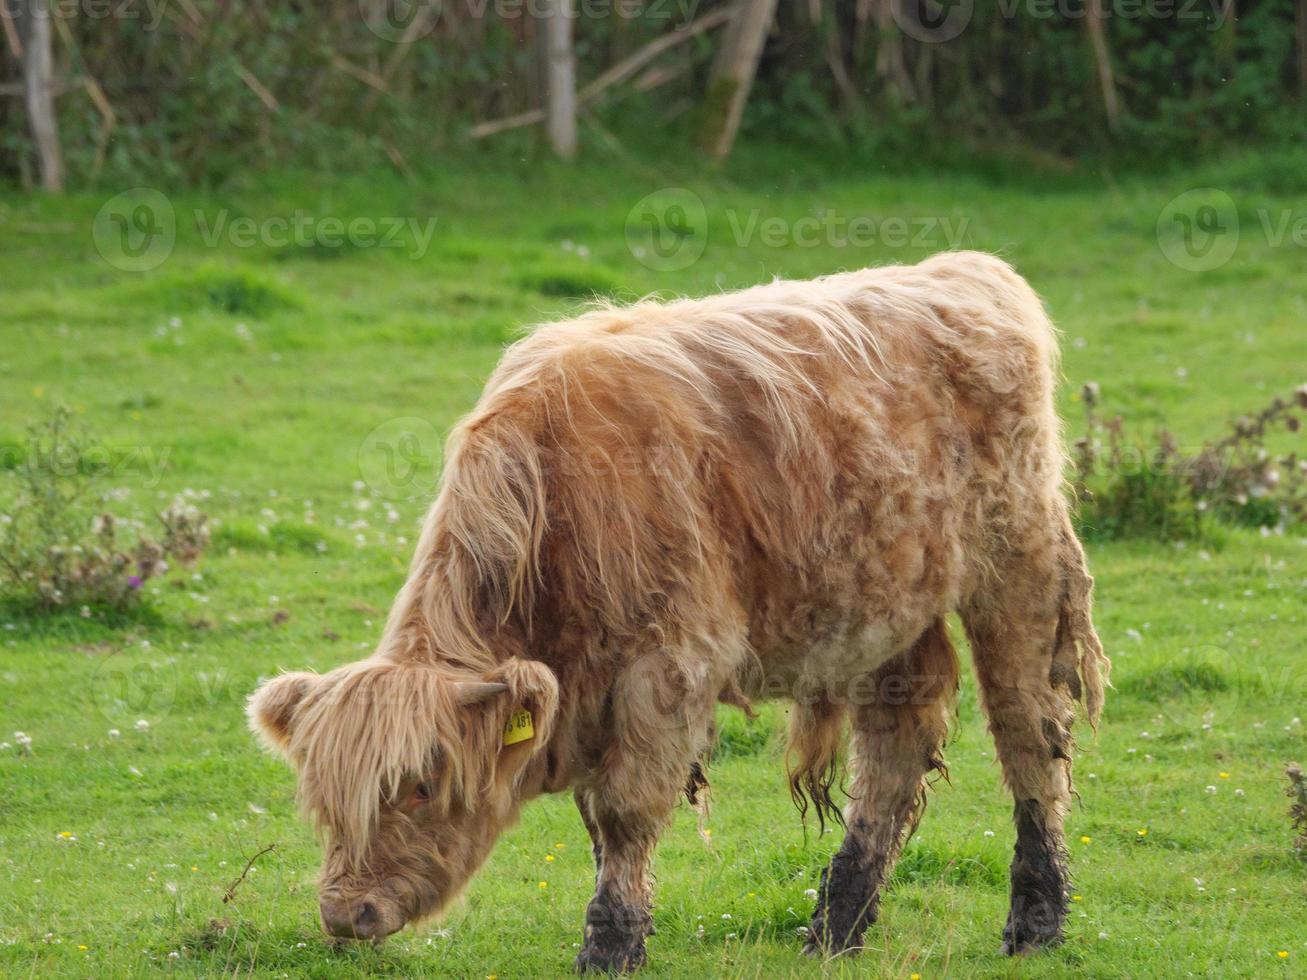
807;621;957;956
575;786;604;884
574;794;663;973
573;649;718;972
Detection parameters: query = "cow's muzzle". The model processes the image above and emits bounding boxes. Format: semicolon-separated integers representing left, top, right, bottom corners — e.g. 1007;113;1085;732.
320;896;397;942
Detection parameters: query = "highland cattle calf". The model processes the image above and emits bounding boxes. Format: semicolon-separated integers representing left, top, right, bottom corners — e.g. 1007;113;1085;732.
249;251;1108;971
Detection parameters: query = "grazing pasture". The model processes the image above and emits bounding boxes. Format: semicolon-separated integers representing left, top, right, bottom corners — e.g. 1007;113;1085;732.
1;157;1304;977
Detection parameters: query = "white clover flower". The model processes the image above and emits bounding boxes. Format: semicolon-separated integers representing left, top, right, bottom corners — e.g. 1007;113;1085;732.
135;719;150;732
108;729;120;739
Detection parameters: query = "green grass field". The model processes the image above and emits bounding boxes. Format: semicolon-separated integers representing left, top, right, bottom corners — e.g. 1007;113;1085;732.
1;154;1305;977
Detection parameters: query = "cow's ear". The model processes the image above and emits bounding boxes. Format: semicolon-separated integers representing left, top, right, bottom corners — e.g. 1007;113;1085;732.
479;658;559;792
248;671;317;758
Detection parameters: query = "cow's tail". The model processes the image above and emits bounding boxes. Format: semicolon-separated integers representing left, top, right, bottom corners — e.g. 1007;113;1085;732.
1052;511;1111;727
786;698;846;832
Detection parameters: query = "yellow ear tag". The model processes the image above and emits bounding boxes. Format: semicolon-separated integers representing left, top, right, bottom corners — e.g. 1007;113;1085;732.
502;707;534;746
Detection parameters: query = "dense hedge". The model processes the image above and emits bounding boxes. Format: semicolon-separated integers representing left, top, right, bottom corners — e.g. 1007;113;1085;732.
0;0;1302;184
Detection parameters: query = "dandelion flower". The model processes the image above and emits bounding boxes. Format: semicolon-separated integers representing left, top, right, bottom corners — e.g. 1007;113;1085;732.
1278;951;1289;959
554;842;565;850
1080;836;1092;844
545;854;555;863
78;945;88;951
1137;828;1148;837
1071;895;1082;902
1219;772;1229;779
538;881;548;890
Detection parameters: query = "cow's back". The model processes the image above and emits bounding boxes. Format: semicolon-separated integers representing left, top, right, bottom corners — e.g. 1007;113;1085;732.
423;252;1061;685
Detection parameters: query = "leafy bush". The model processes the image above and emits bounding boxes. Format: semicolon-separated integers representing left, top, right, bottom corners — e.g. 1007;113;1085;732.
1072;383;1307;540
2;0;1302;185
0;408;209;613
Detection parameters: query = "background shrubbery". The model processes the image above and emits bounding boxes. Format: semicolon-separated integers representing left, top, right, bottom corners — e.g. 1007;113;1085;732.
2;0;1304;185
0;408;208;613
1073;383;1307;541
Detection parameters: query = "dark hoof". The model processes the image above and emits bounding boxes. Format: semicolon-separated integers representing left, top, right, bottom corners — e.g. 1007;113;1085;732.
803;937;863;959
575;941;646;974
1000;929;1063;956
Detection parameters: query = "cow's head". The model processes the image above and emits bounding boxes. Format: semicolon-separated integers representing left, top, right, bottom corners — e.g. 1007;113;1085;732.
248;656;558;941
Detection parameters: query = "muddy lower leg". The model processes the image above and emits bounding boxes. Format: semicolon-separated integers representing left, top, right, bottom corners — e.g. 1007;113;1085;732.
1004;797;1069;954
574;800;660;973
965;585;1078;954
806;620;957;955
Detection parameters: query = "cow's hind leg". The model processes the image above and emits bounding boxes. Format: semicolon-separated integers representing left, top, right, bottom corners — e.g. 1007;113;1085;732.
962;520;1107;955
806;619;958;956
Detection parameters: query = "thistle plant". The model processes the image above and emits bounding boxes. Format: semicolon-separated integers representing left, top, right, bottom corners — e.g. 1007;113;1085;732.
0;408;209;612
1072;384;1307;539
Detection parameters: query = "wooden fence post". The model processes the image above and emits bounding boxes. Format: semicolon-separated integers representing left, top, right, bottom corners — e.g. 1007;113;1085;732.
19;0;63;190
1084;0;1120;135
697;0;778;162
540;0;577;159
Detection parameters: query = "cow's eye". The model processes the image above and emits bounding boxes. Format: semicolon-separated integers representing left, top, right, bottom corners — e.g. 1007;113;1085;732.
412;781;432;805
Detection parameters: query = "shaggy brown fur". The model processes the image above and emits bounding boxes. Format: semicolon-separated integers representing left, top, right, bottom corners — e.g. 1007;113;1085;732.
249;251;1108;969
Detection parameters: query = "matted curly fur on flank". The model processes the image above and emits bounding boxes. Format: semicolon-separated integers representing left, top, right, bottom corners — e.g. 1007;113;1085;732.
249;250;1108;969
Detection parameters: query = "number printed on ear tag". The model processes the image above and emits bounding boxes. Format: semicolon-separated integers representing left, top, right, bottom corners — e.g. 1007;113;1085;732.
503;707;535;746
